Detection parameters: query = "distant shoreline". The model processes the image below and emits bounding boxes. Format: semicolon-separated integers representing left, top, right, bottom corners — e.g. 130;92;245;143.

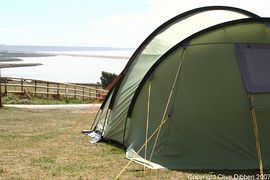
54;53;131;60
0;45;135;52
0;50;131;60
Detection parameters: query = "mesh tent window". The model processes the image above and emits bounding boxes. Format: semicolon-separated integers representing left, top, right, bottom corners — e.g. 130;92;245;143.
236;43;270;93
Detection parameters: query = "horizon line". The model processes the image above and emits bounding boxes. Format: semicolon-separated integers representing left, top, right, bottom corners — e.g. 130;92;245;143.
0;44;136;50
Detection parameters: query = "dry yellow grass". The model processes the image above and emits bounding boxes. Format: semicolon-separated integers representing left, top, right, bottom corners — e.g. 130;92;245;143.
0;107;262;179
0;107;191;179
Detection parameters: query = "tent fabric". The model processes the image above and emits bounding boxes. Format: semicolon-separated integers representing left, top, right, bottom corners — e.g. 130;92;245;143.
127;43;259;169
127;21;270;118
142;10;249;55
90;6;270;170
95;6;259;143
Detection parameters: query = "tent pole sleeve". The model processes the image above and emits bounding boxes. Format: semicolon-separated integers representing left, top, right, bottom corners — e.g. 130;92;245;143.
149;48;186;162
109;77;124;109
122;117;128;146
250;94;264;180
144;80;152;173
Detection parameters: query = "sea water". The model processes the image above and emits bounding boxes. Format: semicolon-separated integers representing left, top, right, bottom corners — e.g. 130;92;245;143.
1;51;132;83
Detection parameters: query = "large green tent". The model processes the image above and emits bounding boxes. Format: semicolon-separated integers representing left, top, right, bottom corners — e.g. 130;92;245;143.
87;6;270;170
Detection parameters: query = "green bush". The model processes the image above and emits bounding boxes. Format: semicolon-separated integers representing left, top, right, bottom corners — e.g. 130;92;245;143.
100;71;117;89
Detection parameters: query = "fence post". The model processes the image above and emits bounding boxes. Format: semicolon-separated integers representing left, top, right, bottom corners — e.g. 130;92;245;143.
90;89;93;101
82;87;85;101
74;86;76;99
65;84;68;100
4;77;7;95
21;78;23;97
56;83;59;99
47;82;49;99
96;86;98;100
34;81;37;96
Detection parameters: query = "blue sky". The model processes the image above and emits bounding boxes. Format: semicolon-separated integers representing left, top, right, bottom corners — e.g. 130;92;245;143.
1;0;270;48
0;0;148;47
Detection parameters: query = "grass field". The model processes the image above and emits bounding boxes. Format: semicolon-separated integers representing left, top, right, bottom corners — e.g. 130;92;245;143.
0;107;192;179
0;107;262;179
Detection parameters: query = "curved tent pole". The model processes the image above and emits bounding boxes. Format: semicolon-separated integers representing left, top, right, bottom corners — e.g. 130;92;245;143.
100;6;260;110
122;6;259;74
119;18;270;178
108;77;124;109
127;17;270;119
100;85;114;109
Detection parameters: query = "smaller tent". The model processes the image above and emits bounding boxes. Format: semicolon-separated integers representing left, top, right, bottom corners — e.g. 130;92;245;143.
86;6;270;173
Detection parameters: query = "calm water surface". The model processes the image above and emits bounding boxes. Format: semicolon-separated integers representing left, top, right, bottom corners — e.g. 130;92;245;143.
2;51;131;83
